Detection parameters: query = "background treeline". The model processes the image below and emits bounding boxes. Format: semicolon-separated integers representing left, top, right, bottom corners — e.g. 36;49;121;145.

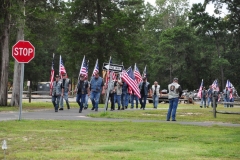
0;0;239;103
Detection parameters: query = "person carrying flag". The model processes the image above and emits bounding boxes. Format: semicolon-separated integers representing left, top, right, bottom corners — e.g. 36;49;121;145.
59;73;71;110
50;75;62;112
121;81;129;109
223;86;230;108
207;85;213;108
75;74;90;113
139;77;151;110
200;87;207;108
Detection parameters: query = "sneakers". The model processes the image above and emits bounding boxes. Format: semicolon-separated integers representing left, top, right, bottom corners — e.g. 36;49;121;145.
79;109;82;113
59;108;63;110
91;107;95;110
55;110;58;112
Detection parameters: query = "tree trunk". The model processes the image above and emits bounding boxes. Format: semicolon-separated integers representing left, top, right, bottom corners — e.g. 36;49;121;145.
0;9;11;106
10;0;25;106
216;39;224;90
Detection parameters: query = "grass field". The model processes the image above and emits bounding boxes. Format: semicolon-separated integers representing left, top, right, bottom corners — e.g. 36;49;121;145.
0;102;240;159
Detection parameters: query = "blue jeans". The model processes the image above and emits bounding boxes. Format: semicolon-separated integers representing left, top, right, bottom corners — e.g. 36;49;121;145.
52;95;60;111
76;93;86;111
84;94;89;108
167;98;179;121
153;95;159;108
131;94;139;108
207;97;212;107
90;91;101;110
115;94;121;109
59;92;69;108
224;97;229;107
121;93;129;107
139;94;147;109
229;98;234;107
200;97;206;107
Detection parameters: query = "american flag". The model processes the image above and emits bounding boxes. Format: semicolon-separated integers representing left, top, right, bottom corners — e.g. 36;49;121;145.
79;56;87;76
105;71;116;85
226;80;233;99
105;57;117;87
50;53;55;89
212;79;219;91
134;63;142;84
85;60;89;78
121;67;141;98
212;79;220;101
92;59;99;76
197;79;203;98
59;55;67;78
142;65;147;79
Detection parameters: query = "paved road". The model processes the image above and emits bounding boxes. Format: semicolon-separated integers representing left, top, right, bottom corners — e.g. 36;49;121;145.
1;106;240;127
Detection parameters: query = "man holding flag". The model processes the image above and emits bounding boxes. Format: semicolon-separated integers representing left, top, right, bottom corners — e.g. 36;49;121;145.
139;77;150;110
59;73;71;110
212;80;220;108
75;74;89;113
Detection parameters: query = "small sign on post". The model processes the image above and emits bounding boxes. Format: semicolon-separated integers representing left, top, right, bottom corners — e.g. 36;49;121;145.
2;140;7;160
12;40;35;120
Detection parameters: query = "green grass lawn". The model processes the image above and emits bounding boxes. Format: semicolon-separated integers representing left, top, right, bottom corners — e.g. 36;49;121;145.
0;120;240;160
1;101;240;159
89;103;240;124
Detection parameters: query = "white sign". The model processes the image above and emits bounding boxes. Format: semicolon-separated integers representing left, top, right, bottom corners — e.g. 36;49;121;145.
2;140;7;150
103;63;123;72
27;81;30;87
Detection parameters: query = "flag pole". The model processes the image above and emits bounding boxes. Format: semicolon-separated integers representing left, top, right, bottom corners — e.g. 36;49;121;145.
92;59;98;76
90;59;98;84
59;55;61;77
77;55;85;82
104;56;112;113
50;53;55;89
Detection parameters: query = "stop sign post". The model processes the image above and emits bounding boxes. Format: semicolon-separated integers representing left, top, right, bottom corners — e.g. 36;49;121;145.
12;40;35;120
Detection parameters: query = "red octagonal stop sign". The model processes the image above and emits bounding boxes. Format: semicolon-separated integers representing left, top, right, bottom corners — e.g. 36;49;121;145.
12;40;35;63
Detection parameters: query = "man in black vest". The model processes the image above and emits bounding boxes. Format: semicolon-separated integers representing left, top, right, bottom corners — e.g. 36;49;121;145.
59;73;71;110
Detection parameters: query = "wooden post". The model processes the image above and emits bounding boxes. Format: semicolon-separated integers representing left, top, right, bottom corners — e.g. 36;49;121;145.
29;89;31;103
212;93;216;118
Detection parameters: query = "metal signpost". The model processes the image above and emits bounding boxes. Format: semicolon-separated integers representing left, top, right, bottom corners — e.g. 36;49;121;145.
12;40;35;120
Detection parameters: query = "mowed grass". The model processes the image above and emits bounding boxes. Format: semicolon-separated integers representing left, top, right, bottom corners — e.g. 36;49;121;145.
1;101;240;124
89;103;240;124
0;120;240;160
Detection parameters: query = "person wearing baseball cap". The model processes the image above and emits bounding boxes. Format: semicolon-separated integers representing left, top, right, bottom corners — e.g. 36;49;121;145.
166;77;183;121
75;74;90;113
59;73;71;110
50;75;62;112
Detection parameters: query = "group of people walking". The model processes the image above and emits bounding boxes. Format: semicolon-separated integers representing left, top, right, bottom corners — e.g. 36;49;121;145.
200;85;236;108
50;72;183;121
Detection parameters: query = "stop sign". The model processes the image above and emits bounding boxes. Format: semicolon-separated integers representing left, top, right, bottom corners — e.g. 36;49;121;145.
12;40;35;63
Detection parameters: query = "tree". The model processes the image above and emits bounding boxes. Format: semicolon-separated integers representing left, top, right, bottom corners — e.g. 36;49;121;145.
0;0;11;106
10;0;25;106
189;3;230;90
